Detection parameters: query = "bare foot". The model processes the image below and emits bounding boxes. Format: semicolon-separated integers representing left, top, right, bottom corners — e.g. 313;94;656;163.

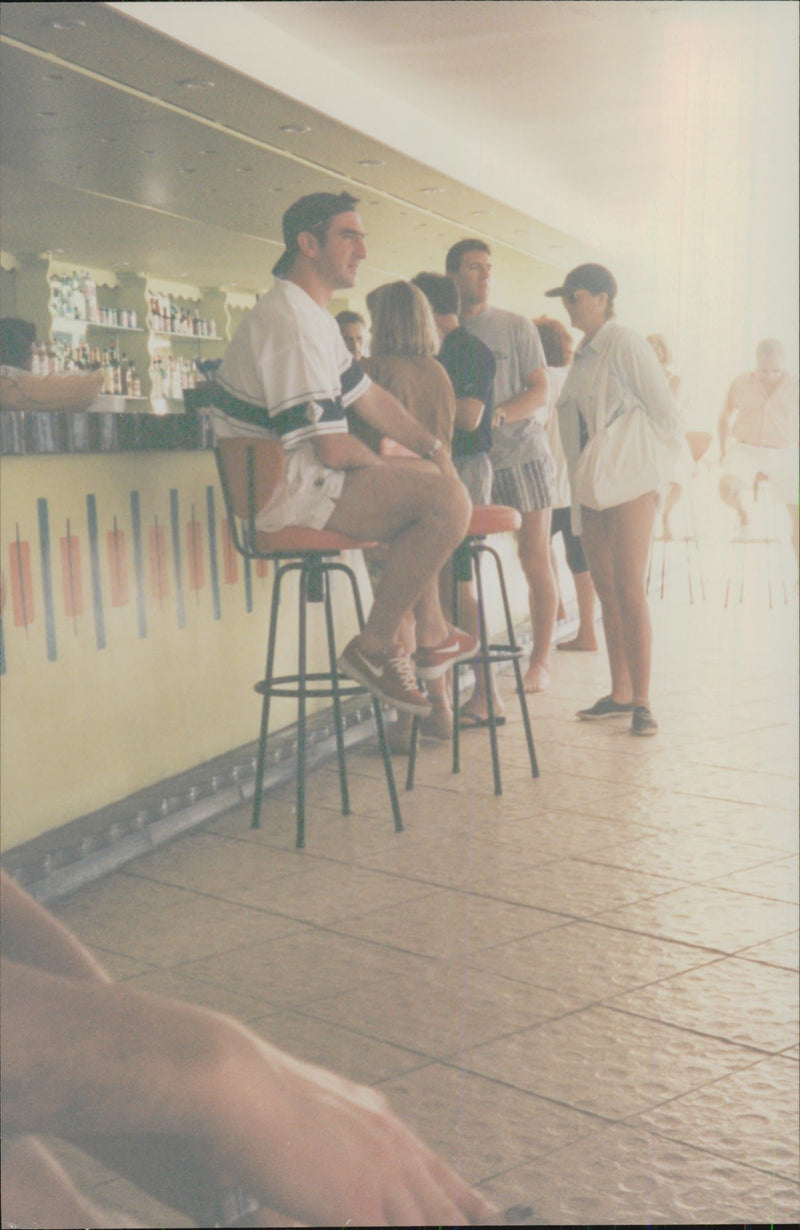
557;635;598;652
522;662;550;693
459;692;505;723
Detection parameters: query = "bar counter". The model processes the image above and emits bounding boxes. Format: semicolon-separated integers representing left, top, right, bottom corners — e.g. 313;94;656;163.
1;412;372;852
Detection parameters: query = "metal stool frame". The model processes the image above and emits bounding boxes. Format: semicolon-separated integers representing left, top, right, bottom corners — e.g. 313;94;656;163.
216;441;402;848
406;526;540;796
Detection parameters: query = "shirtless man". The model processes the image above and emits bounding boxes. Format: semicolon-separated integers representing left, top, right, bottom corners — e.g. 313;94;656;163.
719;338;799;560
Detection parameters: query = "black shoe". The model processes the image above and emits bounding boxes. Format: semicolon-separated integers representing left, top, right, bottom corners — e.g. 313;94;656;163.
631;705;658;736
577;695;634;721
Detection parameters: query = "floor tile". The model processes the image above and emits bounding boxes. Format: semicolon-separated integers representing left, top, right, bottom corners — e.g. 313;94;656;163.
481;858;681;918
609;956;799;1051
329;890;566;959
378;1064;601;1184
632;1054;799;1180
177;928;434;1009
55;873;305;965
587;833;783;883
470;921;718;1002
460;1006;758;1118
220;861;440;925
739;929;800;971
707;854;799;903
303;964;582;1061
595;884;798;952
478;1123;799;1225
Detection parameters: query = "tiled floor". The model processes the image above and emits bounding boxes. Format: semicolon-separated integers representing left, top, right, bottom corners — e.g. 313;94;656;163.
51;491;799;1225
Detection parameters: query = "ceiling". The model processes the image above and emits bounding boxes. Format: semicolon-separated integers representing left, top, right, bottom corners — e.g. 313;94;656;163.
0;1;591;306
1;0;796;367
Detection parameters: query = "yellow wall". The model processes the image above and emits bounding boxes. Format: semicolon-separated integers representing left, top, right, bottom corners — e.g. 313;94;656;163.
0;450;374;849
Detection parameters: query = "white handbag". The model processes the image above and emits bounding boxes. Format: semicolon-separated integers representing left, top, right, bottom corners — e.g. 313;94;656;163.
572;346;683;511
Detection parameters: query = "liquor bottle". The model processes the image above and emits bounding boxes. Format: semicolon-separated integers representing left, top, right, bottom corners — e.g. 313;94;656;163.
129;362;141;398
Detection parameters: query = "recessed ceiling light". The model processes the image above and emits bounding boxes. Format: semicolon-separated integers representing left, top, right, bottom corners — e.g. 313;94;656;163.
236;166;254;174
45;18;85;29
421;187;445;195
280;124;311;134
43;72;63;82
35;111;57;118
359;158;385;167
199;149;217;157
99;137;117;144
179;168;197;175
177;79;215;91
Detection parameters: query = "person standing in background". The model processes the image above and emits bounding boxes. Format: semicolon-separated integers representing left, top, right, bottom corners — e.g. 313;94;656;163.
534;315;598;652
411;271;507;728
336;309;367;362
549;264;684;737
718;338;798;560
446;240;557;699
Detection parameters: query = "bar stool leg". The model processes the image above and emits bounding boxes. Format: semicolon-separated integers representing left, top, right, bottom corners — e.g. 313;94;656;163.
252;560;285;830
295;563;310;849
487;541;539;778
341;561;403;833
321;564;351;818
473;544;503;795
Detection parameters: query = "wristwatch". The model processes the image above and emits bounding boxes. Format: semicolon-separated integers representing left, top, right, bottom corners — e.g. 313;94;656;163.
423;438;443;460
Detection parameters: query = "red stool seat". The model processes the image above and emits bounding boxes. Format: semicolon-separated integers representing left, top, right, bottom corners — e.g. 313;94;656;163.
468;505;522;537
254;527;378;553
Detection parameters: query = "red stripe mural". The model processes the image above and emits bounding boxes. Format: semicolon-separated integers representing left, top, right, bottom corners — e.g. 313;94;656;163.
107;524;130;607
187;517;204;591
222;518;238;585
60;532;83;617
9;538;34;627
149;523;168;600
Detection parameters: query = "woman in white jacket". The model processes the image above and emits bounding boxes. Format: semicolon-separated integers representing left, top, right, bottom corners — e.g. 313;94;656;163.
546;265;684;736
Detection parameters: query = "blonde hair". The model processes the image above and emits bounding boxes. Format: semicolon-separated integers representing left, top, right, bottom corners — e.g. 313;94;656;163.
366;281;439;357
646;334;674;368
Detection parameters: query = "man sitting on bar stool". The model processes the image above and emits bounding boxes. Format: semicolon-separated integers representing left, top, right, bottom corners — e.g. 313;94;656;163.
210;192;478;715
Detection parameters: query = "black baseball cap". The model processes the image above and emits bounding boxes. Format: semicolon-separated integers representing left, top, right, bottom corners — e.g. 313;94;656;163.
544;263;617;299
271;192;359;278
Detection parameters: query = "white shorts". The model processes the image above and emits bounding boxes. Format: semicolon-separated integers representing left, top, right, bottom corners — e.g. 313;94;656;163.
722;442;798;506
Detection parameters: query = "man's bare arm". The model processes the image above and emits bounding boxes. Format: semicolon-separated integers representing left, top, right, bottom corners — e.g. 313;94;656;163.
493;367;549;426
1;960;495;1227
1;871;110;983
455;395;485;432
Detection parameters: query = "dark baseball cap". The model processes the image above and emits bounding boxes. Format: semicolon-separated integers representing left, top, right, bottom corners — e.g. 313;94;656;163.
271;191;360;278
544;263;617;299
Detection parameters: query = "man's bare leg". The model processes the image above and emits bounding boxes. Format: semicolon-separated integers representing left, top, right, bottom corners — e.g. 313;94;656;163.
518;508;557;693
719;474;749;528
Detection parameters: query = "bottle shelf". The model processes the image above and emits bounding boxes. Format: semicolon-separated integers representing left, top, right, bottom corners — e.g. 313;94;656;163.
150;330;220;342
52;317;143;333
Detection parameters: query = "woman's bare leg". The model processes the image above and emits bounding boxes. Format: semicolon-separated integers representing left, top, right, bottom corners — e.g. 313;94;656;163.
609;493;658;706
580;507;632;702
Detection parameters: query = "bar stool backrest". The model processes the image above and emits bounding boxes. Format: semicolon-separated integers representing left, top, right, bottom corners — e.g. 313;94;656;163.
216;437;284;557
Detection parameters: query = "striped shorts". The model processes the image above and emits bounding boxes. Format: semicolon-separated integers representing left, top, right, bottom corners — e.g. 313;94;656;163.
492;454;557;513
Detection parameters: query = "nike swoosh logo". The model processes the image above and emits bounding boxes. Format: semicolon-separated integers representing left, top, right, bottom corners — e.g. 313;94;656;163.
352;650;384;679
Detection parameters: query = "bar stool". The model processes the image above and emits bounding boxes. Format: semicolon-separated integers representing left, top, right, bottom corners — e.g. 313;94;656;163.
406;503;540;796
723;472;790;610
215;438;402;848
647;430;712;603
